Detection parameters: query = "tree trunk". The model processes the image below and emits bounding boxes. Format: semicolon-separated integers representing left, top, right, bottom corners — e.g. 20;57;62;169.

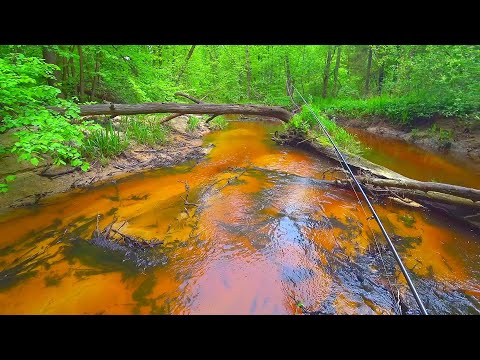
245;46;251;99
322;46;333;98
69;45;76;78
48;102;294;122
332;46;342;97
285;54;293;97
365;46;373;97
176;45;196;85
378;64;385;95
91;51;101;101
42;46;60;87
78;45;85;102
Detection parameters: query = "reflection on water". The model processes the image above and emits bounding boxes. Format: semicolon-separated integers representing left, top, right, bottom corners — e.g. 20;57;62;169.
347;127;480;188
0;121;479;314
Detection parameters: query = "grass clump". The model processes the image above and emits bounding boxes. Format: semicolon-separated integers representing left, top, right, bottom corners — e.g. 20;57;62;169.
82;122;129;160
187;116;201;132
121;115;169;146
209;116;229;130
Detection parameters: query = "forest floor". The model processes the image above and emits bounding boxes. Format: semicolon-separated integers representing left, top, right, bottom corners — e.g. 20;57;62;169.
336;116;480;167
0;115;213;213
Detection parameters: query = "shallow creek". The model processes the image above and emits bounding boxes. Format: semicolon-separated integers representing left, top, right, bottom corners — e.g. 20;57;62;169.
0;121;478;314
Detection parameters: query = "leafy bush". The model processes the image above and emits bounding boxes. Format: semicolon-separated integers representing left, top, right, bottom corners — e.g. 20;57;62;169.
0;54;98;191
187;116;201;132
82;122;129;160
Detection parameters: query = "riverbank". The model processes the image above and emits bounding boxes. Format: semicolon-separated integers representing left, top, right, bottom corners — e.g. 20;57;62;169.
0;115;213;212
335;116;480;168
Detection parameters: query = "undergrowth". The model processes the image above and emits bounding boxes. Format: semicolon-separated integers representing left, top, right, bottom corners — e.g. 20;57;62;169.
286;106;362;155
314;94;479;125
82;122;129;160
121;115;169;146
208;116;229;130
187;116;201;132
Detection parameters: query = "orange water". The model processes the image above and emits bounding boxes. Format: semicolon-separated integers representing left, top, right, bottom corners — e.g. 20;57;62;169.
0;121;479;314
347;127;480;189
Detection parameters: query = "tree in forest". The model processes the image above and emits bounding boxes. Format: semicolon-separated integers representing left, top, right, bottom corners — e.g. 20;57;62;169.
322;46;333;98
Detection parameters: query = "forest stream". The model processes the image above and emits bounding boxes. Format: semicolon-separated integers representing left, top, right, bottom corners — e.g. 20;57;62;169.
0;120;479;314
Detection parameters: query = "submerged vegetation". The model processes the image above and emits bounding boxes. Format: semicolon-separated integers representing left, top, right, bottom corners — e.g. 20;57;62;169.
0;45;478;190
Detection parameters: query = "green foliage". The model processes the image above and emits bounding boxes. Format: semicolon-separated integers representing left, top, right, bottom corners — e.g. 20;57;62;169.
208;116;229;130
0;53;98;191
286;107;361;154
186;116;201;132
82;122;129;160
0;45;478;194
121;115;169;146
0;175;16;193
427;124;453;145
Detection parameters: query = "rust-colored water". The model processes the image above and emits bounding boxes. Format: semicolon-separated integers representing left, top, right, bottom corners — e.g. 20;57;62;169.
0;121;479;314
347;127;480;189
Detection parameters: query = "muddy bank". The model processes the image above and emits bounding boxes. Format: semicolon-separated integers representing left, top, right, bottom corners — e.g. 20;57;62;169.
0;115;213;213
335;116;480;168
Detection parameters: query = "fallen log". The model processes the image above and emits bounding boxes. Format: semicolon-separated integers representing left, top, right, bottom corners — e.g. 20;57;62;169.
48;102;293;122
273;131;480;228
359;177;480;202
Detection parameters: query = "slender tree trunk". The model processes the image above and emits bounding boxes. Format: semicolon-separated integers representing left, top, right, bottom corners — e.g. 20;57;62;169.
365;46;373;97
322;46;333;98
69;45;76;78
332;45;342;97
378;64;385;95
78;45;85;102
285;54;293;97
176;45;196;85
91;51;101;101
245;45;251;100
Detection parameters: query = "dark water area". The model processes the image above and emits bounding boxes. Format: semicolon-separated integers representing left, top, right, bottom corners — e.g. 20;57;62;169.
0;121;478;314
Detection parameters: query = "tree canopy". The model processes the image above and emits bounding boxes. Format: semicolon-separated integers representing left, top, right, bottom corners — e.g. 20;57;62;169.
1;45;479;191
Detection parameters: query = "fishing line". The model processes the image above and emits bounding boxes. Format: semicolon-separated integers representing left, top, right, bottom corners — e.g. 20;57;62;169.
293;86;428;315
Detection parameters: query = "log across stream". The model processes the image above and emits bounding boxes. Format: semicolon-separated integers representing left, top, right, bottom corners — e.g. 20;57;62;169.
0;121;479;314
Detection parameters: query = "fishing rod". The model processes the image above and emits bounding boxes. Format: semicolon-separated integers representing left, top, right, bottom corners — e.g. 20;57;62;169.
293;86;428;315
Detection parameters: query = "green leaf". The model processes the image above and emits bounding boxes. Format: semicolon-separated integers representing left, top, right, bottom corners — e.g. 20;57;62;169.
80;162;90;172
30;158;39;166
5;175;16;182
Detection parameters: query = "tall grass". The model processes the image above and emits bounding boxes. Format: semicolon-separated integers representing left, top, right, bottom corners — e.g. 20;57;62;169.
313;93;479;125
187;116;201;132
121;115;169;146
208;116;229;130
82;122;129;159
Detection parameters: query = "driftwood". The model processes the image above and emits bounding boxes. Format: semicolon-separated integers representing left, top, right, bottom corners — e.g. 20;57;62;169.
48;102;293;122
